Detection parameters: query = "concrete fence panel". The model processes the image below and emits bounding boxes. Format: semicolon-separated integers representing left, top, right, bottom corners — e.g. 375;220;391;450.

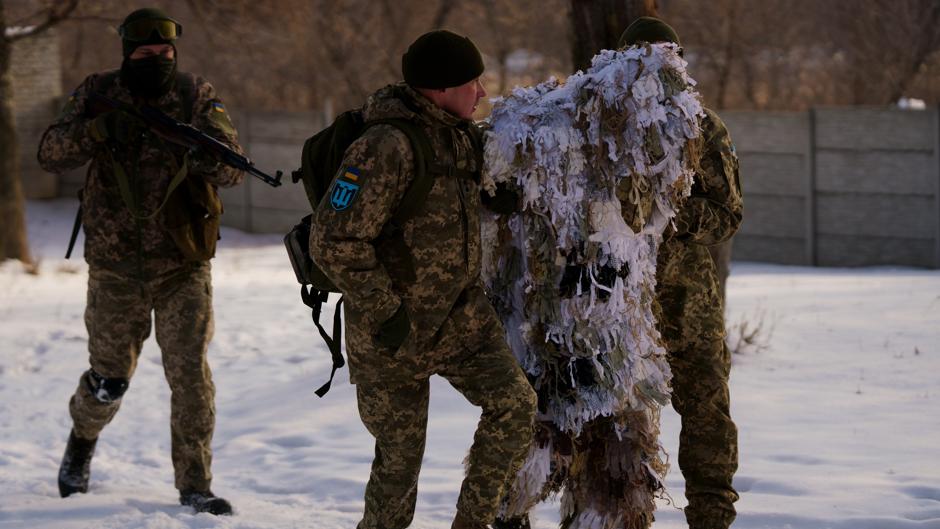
813;108;939;268
722;111;813;265
221;110;324;233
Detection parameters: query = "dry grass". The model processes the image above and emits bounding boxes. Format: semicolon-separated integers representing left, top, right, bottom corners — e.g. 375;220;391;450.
727;307;775;355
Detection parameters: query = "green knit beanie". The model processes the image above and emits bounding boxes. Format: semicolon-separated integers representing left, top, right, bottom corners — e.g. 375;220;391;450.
618;16;680;48
119;8;181;57
402;30;485;89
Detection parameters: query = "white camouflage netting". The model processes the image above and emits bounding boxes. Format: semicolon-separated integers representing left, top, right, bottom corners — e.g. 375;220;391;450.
481;43;704;529
483;42;703;434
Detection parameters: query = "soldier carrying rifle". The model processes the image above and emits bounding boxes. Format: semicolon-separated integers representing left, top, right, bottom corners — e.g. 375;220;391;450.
37;7;250;515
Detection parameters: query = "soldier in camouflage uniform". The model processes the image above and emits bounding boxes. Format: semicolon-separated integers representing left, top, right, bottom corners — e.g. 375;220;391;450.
309;30;537;529
620;18;744;529
37;8;243;515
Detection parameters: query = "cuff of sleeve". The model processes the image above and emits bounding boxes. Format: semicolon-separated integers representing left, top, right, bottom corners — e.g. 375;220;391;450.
367;293;402;329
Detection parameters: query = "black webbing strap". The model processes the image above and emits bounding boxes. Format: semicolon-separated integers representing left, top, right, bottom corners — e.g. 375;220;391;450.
300;285;345;397
65;203;83;259
427;162;479;181
365;118;432;224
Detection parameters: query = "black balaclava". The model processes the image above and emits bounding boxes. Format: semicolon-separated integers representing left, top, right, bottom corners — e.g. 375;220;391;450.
118;8;180;99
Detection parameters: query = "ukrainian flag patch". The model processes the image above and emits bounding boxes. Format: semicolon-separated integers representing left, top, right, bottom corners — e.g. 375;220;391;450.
343;166;360;181
211;102;225;112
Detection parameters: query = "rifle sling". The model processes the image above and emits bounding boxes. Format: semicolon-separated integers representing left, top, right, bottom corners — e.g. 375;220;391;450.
109;150;190;220
65;203;83;259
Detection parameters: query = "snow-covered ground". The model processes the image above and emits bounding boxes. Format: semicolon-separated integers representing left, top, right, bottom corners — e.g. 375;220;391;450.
1;199;938;529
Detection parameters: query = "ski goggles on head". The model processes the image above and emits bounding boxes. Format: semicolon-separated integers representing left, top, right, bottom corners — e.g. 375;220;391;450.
118;18;182;42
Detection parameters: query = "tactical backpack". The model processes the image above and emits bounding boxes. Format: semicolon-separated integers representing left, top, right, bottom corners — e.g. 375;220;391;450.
284;107;439;397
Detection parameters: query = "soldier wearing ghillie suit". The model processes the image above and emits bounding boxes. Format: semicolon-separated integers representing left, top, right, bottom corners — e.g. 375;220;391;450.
623;18;744;529
308;30;537;529
486;35;705;529
37;8;243;515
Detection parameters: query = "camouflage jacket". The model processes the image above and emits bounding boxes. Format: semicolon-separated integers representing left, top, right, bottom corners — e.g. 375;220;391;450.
655;108;743;346
37;70;244;277
309;83;486;379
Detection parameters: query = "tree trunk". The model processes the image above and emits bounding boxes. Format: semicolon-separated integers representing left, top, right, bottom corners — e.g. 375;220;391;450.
886;0;940;104
0;0;33;265
713;0;738;110
569;0;659;71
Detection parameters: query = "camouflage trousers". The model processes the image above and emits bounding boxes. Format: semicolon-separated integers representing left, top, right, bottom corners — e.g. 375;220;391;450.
68;262;216;492
354;289;537;529
667;335;739;529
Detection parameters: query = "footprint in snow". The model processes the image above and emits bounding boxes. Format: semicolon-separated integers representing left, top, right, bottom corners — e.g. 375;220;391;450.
270;435;315;449
767;453;827;466
902;485;940;502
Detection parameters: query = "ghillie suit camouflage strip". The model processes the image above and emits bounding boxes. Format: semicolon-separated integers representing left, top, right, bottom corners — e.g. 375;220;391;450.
481;43;703;529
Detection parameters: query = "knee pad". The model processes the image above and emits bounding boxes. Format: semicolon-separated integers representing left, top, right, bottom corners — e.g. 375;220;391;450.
85;370;129;403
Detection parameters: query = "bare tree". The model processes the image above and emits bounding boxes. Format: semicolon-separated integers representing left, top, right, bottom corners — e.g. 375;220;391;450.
473;0;568;95
568;0;658;71
0;0;78;267
828;0;940;105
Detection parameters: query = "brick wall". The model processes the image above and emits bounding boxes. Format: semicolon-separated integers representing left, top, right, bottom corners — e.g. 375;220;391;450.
11;28;62;199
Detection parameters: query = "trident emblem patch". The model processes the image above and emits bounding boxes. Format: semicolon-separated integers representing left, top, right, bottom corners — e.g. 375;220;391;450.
329;167;362;211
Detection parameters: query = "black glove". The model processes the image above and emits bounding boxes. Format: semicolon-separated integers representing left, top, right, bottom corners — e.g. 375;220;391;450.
375;303;410;350
87;110;142;144
481;182;521;215
188;150;221;175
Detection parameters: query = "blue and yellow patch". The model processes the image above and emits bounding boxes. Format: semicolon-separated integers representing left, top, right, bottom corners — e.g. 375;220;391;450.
211;102;226;113
329;166;362;211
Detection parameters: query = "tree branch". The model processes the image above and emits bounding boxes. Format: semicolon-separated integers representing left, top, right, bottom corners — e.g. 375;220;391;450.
431;0;458;29
5;0;80;43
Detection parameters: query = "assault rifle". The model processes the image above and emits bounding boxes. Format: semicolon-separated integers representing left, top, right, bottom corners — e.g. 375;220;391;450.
85;92;283;187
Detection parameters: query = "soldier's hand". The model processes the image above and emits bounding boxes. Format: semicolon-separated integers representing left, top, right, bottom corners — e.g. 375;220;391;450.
188;150;222;175
87;110;142;144
375;303;410;350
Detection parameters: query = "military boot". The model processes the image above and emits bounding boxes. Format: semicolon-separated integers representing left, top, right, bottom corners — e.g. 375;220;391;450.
58;429;97;498
452;511;490;529
493;515;531;529
179;489;233;516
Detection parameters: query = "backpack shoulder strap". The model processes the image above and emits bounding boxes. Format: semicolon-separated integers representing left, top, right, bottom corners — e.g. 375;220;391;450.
91;71;196;123
426;123;483;183
175;72;198;124
364;118;434;224
93;70;120;95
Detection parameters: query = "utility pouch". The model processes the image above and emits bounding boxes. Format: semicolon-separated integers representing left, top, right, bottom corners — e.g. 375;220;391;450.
284;214;337;292
164;171;222;261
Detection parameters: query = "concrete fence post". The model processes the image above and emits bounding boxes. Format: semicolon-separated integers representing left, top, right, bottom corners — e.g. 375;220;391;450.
807;107;818;266
934;106;940;269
